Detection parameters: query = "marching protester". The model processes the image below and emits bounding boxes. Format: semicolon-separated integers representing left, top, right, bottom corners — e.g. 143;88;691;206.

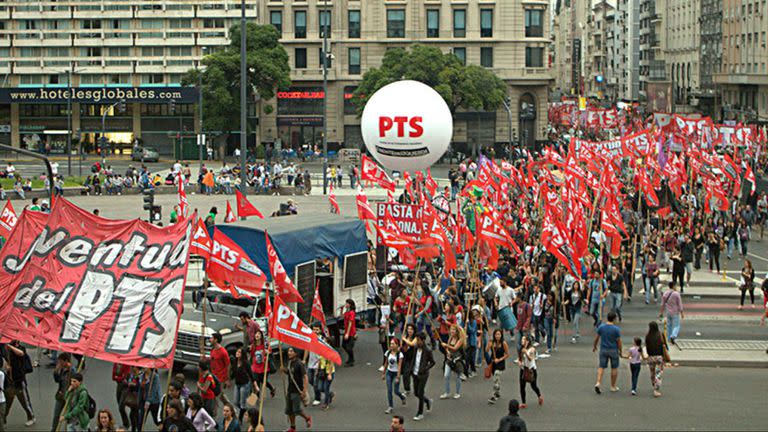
382;338;407;413
487;329;510;404
208;333;232;407
158;400;195;432
644;321;669;398
660;282;684;344
4;340;35;427
518;335;543;408
217;403;240;432
250;328;276;399
186;393;216;431
739;259;756;310
593;311;623;394
59;373;90;432
156;381;187;425
243;407;265;432
342;299;358;367
283;347;312;432
411;333;436;421
196;361;218;418
138;367;161;430
111;363;131;428
317;344;336;410
95;409;117;432
440;323;466;399
232;348;255;422
52;352;75;432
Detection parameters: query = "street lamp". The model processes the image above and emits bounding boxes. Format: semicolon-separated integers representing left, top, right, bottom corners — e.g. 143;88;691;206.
239;0;248;197
198;46;207;173
101;98;126;167
61;63;86;177
501;97;513;155
321;0;330;195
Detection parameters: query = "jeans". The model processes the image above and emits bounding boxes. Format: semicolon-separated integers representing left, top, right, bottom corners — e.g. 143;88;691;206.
443;363;461;395
386;370;405;408
532;315;545;343
307;368;322;402
609;292;623;320
666;313;681;340
465;346;477;374
66;423;86;432
233;382;251;415
413;374;429;415
589;301;601;327
645;277;659;303
320;373;334;405
727;237;735;258
570;306;581;338
51;399;64;432
543;317;554;350
630;363;642;392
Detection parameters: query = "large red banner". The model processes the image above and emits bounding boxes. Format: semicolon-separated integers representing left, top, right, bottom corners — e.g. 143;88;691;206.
375;203;428;245
0;199;193;369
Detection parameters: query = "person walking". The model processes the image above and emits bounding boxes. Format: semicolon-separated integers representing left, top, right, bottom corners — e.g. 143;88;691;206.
660;282;684;344
158;400;195;432
670;247;685;294
644;254;661;304
487;329;510;404
607;268;628;322
411;333;436;421
282;347;311;432
563;281;583;344
196;361;217;418
52;353;75;432
59;373;90;432
495;280;518;339
514;297;532;355
95;409;116;432
588;272;606;328
304;326;322;406
707;229;722;274
542;292;557;354
625;337;644;395
138;368;161;430
217;403;240;432
185;393;216;431
231;348;255;422
517;336;543;409
0;357;5;432
496;399;527;432
342;299;358;367
3;340;35;427
529;285;546;345
739;259;756;310
317;349;335;410
208;333;231;407
156;381;187;425
593;311;623;394
440;323;466;400
382;338;407;414
249;329;276;398
644;321;669;398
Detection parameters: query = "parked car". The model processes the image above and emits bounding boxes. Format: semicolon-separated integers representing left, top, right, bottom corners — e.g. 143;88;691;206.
132;146;159;162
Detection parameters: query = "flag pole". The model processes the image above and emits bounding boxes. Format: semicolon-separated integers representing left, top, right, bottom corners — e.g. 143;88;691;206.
256;334;270;427
140;368;158;429
200;278;209;357
55;356;88;432
400;257;423;345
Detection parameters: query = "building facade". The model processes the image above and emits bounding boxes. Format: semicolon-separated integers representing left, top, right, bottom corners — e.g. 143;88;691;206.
663;0;700;110
715;0;767;123
698;0;722;117
0;0;553;158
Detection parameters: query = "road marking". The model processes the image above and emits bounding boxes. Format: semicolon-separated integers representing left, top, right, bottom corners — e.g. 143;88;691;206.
747;252;768;264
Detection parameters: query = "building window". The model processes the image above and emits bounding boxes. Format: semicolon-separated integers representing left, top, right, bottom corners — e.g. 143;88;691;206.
387;9;405;38
453;47;466;65
525;10;543;37
453;9;466;37
295;11;307;39
427;10;440;38
348;10;361;38
295;48;307;69
481;47;493;67
142;74;164;84
319;48;332;68
525;47;544;67
480;9;493;37
349;47;361;74
319;10;331;38
270;11;282;33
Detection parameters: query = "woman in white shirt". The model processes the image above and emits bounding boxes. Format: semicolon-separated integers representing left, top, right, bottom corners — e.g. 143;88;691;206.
186;393;216;431
518;335;544;409
381;338;406;414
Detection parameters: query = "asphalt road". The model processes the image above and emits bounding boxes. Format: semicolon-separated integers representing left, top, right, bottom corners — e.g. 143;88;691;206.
3;193;768;431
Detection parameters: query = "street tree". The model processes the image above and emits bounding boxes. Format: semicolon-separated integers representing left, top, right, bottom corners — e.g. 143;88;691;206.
182;23;291;150
352;45;508;115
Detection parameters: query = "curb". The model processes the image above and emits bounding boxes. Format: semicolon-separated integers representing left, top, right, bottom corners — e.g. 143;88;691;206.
675;359;768;368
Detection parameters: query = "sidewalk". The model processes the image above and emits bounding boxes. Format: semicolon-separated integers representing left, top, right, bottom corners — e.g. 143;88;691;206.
633;268;761;299
670;339;768;368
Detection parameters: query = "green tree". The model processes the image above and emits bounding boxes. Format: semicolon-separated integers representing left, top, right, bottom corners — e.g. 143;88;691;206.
352;45;507;115
182;23;291;143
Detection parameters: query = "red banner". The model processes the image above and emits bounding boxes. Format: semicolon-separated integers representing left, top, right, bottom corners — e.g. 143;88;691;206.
0;199;18;240
236;190;264;219
271;295;341;365
0;199;193;369
208;228;267;295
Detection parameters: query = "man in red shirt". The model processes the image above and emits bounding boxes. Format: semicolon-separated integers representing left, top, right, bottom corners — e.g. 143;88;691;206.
208;332;231;407
197;360;218;416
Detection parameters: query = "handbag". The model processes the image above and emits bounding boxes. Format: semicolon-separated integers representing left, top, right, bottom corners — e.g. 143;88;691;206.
484;363;493;379
522;367;534;383
246;391;259;407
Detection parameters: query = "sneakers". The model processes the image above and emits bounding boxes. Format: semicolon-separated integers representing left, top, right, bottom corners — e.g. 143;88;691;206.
631;390;637;396
25;418;36;427
488;397;498;404
545;349;551;354
401;394;407;405
594;385;602;394
468;372;477;378
426;398;433;412
378;366;385;372
533;342;540;347
610;387;620;392
413;414;424;421
312;400;321;406
453;393;461;399
459;373;467;381
385;407;393;414
570;337;577;344
439;393;450;399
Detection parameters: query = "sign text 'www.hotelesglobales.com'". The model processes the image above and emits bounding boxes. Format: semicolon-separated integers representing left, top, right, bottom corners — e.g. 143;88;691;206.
0;199;193;369
0;86;199;104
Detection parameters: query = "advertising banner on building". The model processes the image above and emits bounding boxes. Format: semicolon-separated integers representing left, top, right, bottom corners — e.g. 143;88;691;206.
0;87;199;104
0;199;193;369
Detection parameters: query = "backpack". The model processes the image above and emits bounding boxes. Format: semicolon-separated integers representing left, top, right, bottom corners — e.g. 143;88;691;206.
86;393;97;419
206;373;221;396
22;352;34;374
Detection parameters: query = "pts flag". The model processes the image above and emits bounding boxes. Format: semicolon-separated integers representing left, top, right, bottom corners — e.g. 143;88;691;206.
0;199;193;369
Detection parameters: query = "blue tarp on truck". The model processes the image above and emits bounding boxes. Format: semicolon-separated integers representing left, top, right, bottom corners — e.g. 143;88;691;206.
214;214;368;280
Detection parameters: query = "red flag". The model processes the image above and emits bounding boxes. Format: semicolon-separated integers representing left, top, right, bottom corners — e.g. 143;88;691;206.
225;201;237;223
541;210;581;278
190;216;212;258
311;282;327;329
356;186;376;221
361;155;395;192
271;295;341;365
424;169;438;196
236;190;264;219
329;183;340;214
177;173;189;218
745;164;756;196
0;200;18;239
375;224;412;250
424;217;456;274
266;232;304;303
477;212;522;254
208;228;268;296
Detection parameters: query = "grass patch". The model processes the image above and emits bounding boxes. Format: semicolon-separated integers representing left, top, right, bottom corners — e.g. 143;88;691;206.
0;176;88;189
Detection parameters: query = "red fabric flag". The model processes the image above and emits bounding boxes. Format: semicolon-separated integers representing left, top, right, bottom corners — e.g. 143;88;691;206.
657;206;672;219
361;155;395;192
0;200;18;239
425;169;438;196
329;183;340;214
270;295;341;365
356;186;376;221
745;164;756;196
178;173;189;218
225;201;237;223
208;228;268;296
477;212;522;254
541;209;581;278
190;216;212;258
265;232;304;303
424;217;456;274
311;282;327;329
236;189;264;219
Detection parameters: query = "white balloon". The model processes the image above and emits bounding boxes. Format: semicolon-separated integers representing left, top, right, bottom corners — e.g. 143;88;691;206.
360;80;452;172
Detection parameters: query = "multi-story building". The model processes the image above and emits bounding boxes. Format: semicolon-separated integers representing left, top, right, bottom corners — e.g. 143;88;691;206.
257;0;552;154
698;0;722;118
663;0;700;110
715;0;767;123
0;0;258;156
552;0;587;97
583;0;612;98
0;0;553;158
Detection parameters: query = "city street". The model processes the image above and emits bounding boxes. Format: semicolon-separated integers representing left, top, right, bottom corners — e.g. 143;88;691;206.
3;192;768;431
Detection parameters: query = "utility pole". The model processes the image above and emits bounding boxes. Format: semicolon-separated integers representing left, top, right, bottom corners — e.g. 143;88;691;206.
66;63;72;177
198;47;206;173
322;0;329;195
239;0;248;197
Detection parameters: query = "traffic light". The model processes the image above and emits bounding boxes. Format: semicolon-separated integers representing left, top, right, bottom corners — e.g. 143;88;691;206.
142;188;155;220
118;99;126;113
150;205;162;223
169;99;176;114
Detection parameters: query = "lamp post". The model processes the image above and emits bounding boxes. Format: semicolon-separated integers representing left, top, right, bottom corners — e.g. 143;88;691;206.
239;0;248;197
64;63;85;177
502;97;513;154
101;99;125;167
321;0;329;195
198;47;207;172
